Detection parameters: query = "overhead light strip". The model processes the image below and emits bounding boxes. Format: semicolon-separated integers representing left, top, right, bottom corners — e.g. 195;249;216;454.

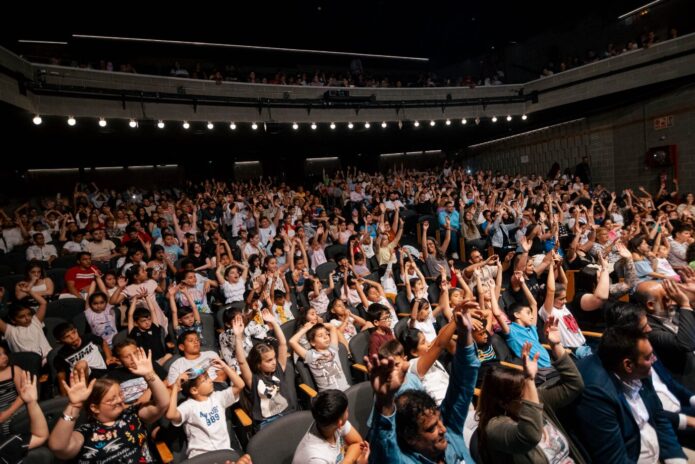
468;118;585;149
306;157;339;162
18;40;68;45
618;0;662;19
27;168;79;173
72;34;429;62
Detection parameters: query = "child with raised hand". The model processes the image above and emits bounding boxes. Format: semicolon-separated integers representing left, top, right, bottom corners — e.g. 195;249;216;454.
290;320;349;392
127;293;171;366
167;357;245;459
404;262;429;303
307;273;334;317
540;258;590;357
234;311;296;429
169;284;204;341
1;369;49;461
218;306;244;373
327;298;372;345
0;288;51;363
84;281;118;348
216;261;248;304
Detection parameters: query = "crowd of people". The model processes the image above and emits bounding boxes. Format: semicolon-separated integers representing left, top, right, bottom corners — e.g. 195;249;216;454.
540;27;679;78
1;159;695;463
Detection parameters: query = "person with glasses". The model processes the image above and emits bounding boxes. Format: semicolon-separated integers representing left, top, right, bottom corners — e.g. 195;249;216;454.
366;304;395;358
48;347;170;463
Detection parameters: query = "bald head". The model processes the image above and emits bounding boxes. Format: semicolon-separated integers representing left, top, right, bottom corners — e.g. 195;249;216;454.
635;281;669;316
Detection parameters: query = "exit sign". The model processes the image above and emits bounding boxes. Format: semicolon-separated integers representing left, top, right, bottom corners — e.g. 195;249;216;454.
654;115;673;130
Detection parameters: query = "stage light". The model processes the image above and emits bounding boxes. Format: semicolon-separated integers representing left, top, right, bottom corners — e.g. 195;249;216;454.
311;123;317;130
67;116;76;126
207;122;214;130
522;114;528;120
475;117;481;125
251;122;258;130
381;121;387;128
157;120;165;129
98;118;107;127
461;118;467;125
229;122;237;130
330;122;336;130
182;121;190;129
430;120;435;127
129;119;138;128
292;122;299;130
445;119;451;126
413;120;420;127
364;122;370;129
506;115;512;122
348;122;354;129
491;116;497;123
32;115;42;125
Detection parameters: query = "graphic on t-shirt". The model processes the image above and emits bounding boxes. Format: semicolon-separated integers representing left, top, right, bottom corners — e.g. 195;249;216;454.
65;342;107;371
77;410;153;463
257;375;289;418
308;349;344;390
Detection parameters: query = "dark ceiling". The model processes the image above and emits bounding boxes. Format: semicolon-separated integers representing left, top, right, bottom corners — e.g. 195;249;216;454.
3;1;639;66
0;0;679;172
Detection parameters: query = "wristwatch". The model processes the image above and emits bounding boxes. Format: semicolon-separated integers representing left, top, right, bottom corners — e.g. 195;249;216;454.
62;413;75;422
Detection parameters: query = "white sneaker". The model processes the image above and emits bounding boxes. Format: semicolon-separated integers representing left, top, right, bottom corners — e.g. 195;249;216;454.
452;252;460;260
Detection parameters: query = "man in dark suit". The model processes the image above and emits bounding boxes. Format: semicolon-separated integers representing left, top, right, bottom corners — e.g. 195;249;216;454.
575;326;687;463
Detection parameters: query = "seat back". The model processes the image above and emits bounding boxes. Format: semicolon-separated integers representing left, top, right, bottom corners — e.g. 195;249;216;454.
9;352;42;376
200;313;216;349
345;381;374;438
324;244;346;263
112;329;130;348
179;450;241;464
394;317;409;342
44;317;68;348
280;320;297;350
246;411;314;464
46;267;66;294
315;262;337;282
9;396;84;435
348;331;370;366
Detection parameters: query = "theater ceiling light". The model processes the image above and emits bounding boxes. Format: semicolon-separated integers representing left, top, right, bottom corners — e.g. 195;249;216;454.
32;115;42;125
67;116;76;126
99;118;107;127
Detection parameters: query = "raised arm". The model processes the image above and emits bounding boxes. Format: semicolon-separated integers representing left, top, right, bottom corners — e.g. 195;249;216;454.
288;321;314;360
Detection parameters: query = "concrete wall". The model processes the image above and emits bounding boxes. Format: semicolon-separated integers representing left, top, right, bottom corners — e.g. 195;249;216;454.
466;84;695;194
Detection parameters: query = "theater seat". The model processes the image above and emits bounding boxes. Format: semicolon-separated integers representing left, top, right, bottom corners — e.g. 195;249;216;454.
246;410;313;464
179;450;242;464
345;381;374;438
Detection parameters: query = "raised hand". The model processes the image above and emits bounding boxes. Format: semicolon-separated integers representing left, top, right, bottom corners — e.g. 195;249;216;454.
365;354;407;402
615;242;631;260
17;370;38;404
260;308;276;324
128;347;154;377
519;236;531;253
663;279;691;308
521;342;540;380
545;315;562;346
232;315;245;337
117;276;128;289
63;369;96;407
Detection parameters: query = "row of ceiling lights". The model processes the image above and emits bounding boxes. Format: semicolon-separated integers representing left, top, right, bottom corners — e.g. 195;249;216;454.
32;114;528;128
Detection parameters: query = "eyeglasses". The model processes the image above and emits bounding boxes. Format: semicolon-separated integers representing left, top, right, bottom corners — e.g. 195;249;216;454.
379;315;393;322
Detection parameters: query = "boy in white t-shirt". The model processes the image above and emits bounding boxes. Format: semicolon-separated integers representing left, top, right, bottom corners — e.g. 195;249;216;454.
0;289;51;363
540;263;591;357
166;331;229;387
292;389;369;464
167;358;245;459
215;263;248;304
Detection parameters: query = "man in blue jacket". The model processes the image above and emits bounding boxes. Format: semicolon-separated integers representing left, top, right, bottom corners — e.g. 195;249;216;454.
367;303;480;464
575;326;687;463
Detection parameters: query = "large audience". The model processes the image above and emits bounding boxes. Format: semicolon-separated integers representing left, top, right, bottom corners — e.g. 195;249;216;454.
1;159;695;463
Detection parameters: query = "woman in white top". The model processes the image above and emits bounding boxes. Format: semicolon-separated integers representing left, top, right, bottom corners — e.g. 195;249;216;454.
15;261;54;301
